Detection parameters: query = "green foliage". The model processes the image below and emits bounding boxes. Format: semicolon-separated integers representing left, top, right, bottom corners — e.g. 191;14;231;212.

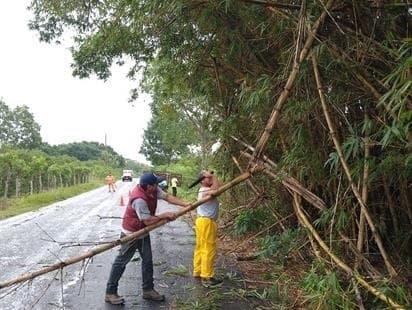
233;208;268;235
367;279;411;309
163;264;189;277
0;145;121;199
40;141;125;166
173;289;224;310
258;229;301;264
27;1;411;305
0;180;102;219
301;261;356;309
154;155;201;201
379;40;412;119
313;207;349;232
0;100;42;149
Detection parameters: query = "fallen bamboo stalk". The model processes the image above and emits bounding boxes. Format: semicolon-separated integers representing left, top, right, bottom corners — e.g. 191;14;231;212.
251;0;334;160
241;151;326;210
311;54;397;277
231;155;260;195
0;169;259;290
292;194;404;309
232;136;326;211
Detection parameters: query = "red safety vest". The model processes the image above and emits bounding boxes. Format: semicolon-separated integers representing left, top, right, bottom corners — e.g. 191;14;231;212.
122;185;157;232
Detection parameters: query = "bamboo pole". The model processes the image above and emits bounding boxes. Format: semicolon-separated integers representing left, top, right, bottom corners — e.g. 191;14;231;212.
0;170;259;290
241;151;326;211
232;136;326;211
231;155;260;195
311;54;397;277
292;194;404;309
357;112;370;255
251;0;334;160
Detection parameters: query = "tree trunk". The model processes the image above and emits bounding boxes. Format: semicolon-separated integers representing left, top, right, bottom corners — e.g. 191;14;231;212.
3;169;11;199
15;177;20;198
30;178;34;195
39;174;43;192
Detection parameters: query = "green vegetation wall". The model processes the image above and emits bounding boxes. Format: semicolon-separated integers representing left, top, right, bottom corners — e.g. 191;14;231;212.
27;1;411;306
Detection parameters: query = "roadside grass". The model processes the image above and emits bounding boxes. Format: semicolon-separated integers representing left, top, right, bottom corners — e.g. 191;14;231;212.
0;180;103;220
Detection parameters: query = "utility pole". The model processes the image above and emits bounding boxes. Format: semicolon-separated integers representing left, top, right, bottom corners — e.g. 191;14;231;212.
104;133;107;146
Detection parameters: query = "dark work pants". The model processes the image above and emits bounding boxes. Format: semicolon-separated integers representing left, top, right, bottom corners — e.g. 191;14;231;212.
172;187;177;197
106;233;153;294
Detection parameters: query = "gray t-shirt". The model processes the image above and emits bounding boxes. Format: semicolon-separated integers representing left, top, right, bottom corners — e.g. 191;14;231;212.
197;186;219;221
122;187;167;236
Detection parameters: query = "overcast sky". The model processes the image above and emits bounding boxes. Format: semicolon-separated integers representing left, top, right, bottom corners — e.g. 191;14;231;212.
0;2;152;164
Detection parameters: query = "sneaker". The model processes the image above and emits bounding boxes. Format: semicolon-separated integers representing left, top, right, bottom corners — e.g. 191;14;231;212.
201;277;223;288
104;293;125;305
142;289;165;301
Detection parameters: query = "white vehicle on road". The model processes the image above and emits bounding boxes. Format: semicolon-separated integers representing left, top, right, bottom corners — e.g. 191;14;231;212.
122;169;133;182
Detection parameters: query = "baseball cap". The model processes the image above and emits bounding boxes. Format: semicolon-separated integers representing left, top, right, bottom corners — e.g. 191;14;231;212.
139;172;162;186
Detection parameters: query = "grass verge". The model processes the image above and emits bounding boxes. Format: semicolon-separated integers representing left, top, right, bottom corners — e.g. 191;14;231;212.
0;180;102;220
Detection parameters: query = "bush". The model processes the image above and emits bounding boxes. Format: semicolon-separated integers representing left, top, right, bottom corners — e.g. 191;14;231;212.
233;208;268;235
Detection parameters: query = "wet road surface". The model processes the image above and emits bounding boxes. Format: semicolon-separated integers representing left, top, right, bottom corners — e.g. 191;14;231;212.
0;181;198;309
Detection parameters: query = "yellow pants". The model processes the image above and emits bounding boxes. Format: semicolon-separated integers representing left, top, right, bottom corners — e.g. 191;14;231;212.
193;217;217;278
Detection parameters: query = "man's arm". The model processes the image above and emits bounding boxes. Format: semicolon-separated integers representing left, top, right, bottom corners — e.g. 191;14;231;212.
142;212;177;225
164;194;191;208
133;198;178;226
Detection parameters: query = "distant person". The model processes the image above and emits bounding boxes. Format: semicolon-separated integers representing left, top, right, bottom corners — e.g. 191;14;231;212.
105;172;190;305
171;177;179;197
105;173;116;193
193;170;222;288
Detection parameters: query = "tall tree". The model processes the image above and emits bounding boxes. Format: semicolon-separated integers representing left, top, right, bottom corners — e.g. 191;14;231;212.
12;105;42;149
0;101;42;149
0;100;14;146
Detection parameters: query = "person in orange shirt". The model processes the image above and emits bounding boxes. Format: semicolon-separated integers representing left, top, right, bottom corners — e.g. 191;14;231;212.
105;173;116;193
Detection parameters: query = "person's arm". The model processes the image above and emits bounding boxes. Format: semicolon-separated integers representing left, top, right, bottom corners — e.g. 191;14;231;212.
133;199;177;226
164;194;191;208
142;212;177;225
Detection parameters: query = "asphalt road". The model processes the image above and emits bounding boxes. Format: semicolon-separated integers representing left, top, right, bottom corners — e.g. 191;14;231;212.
0;180;198;309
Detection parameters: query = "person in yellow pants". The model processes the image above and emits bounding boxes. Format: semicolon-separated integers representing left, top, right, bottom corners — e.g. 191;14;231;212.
193;170;222;287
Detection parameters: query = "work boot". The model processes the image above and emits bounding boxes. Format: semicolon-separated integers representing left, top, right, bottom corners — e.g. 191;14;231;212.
142;289;165;301
201;277;223;288
104;293;125;305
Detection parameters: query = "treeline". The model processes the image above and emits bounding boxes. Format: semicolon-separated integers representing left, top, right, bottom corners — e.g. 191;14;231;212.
0;99;128;198
28;1;411;307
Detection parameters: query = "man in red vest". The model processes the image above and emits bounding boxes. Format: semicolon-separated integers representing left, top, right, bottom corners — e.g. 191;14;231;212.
105;172;190;305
